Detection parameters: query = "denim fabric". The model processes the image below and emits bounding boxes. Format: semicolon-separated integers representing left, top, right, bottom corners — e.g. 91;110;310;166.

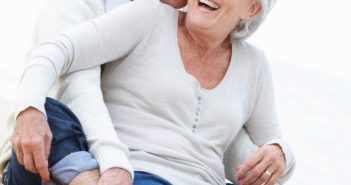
48;151;98;184
133;171;172;185
3;150;42;185
3;98;97;185
1;98;232;185
44;98;90;166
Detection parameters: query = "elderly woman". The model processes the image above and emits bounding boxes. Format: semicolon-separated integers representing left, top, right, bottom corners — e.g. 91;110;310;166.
3;0;295;185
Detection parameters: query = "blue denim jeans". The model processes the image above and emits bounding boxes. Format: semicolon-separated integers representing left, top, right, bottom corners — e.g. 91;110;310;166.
2;98;172;185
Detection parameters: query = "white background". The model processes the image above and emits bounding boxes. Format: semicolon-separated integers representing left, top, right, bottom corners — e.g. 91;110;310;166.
1;0;351;184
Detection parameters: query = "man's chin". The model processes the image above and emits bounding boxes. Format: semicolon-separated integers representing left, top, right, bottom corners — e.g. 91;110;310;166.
160;0;187;8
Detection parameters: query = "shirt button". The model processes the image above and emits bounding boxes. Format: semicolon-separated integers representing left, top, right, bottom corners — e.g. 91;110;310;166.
192;125;197;133
197;96;202;101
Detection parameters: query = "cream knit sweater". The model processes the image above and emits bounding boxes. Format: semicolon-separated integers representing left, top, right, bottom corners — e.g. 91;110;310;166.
0;0;295;184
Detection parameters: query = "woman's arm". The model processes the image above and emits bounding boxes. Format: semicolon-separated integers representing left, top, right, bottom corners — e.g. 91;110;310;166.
235;51;295;185
16;0;159;117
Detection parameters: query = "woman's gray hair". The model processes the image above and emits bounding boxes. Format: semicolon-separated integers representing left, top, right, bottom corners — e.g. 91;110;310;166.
231;0;277;41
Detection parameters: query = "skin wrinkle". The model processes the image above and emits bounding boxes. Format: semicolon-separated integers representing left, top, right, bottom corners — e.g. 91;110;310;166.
176;0;256;90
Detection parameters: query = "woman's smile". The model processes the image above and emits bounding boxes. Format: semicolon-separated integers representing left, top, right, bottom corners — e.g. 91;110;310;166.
198;0;220;12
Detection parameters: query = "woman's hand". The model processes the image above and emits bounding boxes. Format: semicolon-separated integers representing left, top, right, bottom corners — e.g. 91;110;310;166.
12;107;52;182
236;144;286;185
160;0;187;8
98;167;132;185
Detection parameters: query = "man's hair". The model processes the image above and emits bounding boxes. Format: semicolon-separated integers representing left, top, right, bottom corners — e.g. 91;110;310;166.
231;0;277;40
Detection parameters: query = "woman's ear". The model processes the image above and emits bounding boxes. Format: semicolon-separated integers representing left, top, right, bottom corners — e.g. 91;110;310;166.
240;0;262;21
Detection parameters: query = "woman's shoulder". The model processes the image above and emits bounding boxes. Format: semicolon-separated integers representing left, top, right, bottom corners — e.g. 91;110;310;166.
235;41;272;77
235;41;266;61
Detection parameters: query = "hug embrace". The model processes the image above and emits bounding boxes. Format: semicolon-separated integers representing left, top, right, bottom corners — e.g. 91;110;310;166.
0;0;295;185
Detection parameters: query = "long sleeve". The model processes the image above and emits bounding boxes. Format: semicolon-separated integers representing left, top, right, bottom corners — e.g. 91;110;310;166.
58;67;133;175
55;0;135;176
244;55;282;145
238;52;295;184
16;0;159;117
17;0;138;175
223;129;258;185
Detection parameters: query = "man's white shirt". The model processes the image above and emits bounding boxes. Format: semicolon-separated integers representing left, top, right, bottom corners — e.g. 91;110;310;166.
106;0;130;11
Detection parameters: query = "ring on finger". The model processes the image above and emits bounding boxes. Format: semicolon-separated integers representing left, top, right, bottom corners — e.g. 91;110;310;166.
264;170;272;176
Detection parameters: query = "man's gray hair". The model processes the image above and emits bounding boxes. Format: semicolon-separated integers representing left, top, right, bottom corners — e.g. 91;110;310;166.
231;0;277;40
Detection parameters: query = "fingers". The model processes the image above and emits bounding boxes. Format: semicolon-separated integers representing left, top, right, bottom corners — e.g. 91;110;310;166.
241;158;271;185
264;170;281;185
33;141;50;182
12;137;24;165
44;132;53;160
265;163;285;185
251;165;276;185
237;144;287;185
22;143;37;173
21;136;50;182
13;108;53;182
237;149;264;181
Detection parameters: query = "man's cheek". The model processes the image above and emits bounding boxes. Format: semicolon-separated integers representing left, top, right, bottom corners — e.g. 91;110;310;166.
160;0;187;8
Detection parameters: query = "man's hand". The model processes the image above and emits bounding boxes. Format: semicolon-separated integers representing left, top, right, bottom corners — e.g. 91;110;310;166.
98;167;132;185
160;0;187;8
12;107;52;182
236;144;286;185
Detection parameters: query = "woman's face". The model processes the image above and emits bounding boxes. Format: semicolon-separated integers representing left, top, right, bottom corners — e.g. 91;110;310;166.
186;0;260;36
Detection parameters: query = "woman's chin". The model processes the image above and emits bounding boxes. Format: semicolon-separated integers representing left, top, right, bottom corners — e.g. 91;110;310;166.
186;15;215;30
185;4;219;30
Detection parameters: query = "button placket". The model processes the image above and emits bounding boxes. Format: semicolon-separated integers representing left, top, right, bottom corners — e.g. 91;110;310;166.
193;95;203;133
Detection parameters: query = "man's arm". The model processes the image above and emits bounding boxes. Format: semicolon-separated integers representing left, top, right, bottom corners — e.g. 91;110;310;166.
57;67;133;184
50;0;133;175
14;0;186;182
13;0;133;182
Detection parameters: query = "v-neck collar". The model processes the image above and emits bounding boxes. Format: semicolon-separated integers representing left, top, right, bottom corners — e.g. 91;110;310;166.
172;11;240;94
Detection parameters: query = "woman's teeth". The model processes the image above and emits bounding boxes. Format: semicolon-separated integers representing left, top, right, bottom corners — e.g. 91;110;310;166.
199;0;219;10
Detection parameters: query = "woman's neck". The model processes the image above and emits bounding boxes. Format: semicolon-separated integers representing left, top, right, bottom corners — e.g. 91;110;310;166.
177;12;231;57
